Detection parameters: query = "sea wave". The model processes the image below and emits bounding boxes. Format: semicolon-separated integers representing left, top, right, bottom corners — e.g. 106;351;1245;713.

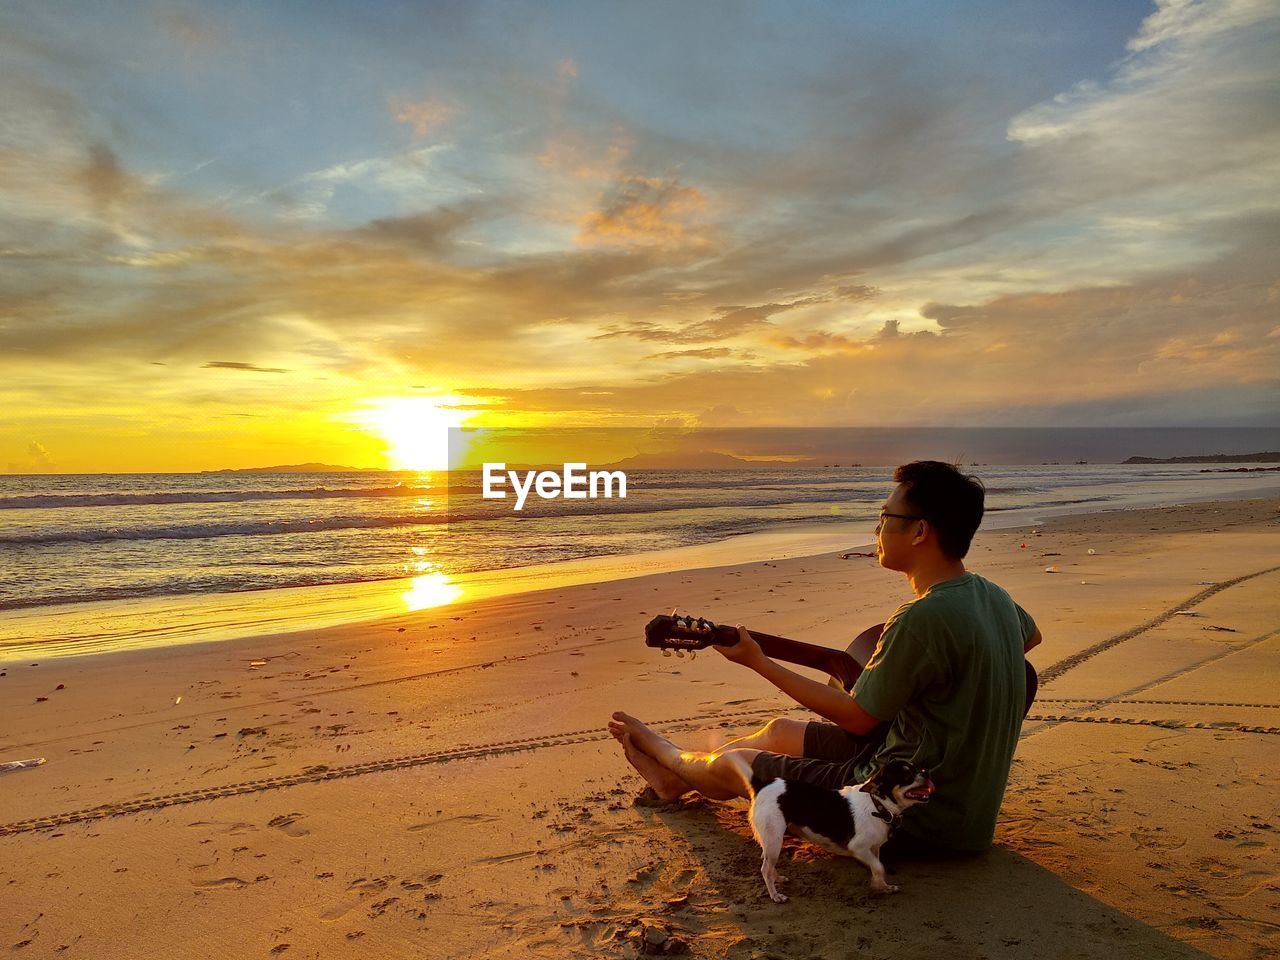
0;513;441;545
0;484;435;510
0;511;849;610
3;491;873;545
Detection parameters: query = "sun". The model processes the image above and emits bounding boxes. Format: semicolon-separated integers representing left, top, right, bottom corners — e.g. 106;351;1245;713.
358;396;471;471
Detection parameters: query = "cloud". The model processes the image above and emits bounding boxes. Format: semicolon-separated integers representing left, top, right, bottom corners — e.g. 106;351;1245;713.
1006;0;1279;228
3;1;1277;469
578;176;713;249
202;361;289;373
357;200;495;254
535;52;641;192
81;142;135;213
158;10;223;52
1126;0;1274;52
388;95;455;138
834;284;879;302
283;144;468;219
538;126;634;180
27;440;53;466
772;331;869;353
452;234;1280;428
772;318;933;352
596;297;823;345
642;347;738;361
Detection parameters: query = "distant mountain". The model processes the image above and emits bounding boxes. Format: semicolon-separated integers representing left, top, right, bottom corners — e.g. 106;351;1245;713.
1122;452;1280;464
603;451;820;469
201;462;383;474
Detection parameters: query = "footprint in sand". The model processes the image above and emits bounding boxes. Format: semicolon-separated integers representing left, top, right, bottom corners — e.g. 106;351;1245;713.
319;901;357;922
1129;828;1186;851
319;875;403;922
268;813;309;837
187;820;257;837
191;876;250;890
627;864;658;888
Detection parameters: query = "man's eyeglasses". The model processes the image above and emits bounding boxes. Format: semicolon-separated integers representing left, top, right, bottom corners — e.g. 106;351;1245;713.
875;512;923;534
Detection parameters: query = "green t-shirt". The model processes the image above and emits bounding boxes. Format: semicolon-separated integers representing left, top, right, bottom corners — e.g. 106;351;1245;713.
852;572;1035;851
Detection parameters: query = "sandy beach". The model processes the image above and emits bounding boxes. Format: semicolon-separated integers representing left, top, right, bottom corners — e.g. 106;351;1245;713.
2;496;1277;960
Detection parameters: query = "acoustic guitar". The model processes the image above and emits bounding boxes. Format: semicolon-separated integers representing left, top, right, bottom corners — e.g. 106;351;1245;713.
644;613;1038;715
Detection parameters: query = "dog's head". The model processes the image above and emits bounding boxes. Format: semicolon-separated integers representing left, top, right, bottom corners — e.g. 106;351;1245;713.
859;760;934;808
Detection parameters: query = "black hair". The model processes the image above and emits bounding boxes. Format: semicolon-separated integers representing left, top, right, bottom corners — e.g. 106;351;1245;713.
892;460;985;560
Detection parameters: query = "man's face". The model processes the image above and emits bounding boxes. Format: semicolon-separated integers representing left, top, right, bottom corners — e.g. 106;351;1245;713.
875;484;923;571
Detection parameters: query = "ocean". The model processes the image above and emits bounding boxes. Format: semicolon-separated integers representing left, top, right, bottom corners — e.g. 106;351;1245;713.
3;463;1276;617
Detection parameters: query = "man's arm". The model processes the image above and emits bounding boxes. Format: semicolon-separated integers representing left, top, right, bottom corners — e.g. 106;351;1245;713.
1024;627;1042;653
750;656;885;735
713;626;883;735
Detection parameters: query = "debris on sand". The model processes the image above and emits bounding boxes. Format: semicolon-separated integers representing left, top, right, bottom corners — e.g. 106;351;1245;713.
0;757;46;773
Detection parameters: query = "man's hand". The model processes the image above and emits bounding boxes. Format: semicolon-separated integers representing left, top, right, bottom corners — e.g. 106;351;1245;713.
712;625;766;668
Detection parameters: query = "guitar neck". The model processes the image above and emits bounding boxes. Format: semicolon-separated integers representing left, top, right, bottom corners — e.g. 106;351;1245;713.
744;629;863;692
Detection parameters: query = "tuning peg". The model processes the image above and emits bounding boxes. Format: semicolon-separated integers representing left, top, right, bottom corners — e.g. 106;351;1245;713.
675;648;685;658
662;649;673;658
689;650;697;661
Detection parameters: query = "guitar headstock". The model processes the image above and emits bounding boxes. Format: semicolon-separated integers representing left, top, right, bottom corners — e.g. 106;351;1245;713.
644;613;737;653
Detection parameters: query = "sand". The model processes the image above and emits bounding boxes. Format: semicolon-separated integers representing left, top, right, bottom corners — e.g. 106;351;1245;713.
1;497;1277;959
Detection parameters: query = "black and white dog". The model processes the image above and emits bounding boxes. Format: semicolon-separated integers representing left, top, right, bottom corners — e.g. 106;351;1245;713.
747;760;934;901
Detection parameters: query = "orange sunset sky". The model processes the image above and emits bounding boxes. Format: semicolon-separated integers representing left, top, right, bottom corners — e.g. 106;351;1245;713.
1;0;1277;473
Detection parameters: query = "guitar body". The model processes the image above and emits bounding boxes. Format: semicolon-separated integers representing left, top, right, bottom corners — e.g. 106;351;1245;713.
645;615;1038;716
827;622;885;691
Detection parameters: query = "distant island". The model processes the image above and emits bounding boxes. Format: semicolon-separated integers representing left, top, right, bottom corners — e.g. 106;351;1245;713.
1122;452;1280;464
201;462;383;474
603;451;820;470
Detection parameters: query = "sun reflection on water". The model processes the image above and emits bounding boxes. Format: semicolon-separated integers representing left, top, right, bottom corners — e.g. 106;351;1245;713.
402;569;462;611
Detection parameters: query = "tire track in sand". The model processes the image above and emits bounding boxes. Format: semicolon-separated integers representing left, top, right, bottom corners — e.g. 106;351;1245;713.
4;707;1279;837
1036;564;1280;684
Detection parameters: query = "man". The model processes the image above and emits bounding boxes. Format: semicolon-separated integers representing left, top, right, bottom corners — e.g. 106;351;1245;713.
608;460;1041;854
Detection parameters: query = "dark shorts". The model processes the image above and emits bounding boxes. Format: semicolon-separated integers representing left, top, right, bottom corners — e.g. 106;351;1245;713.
748;720;887;791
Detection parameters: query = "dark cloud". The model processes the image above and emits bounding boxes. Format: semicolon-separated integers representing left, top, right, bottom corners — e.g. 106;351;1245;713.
202;361;289;373
356;199;497;254
579;176;713;249
81;143;134;212
920;303;983;329
642;347;737;361
835;284;878;302
772;330;864;352
597;297;824;345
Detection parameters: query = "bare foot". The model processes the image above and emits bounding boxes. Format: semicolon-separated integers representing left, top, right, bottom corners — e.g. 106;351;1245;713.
608;721;690;802
610;711;678;763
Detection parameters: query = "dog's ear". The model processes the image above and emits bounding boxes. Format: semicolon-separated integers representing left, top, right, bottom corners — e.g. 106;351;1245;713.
858;768;885;794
